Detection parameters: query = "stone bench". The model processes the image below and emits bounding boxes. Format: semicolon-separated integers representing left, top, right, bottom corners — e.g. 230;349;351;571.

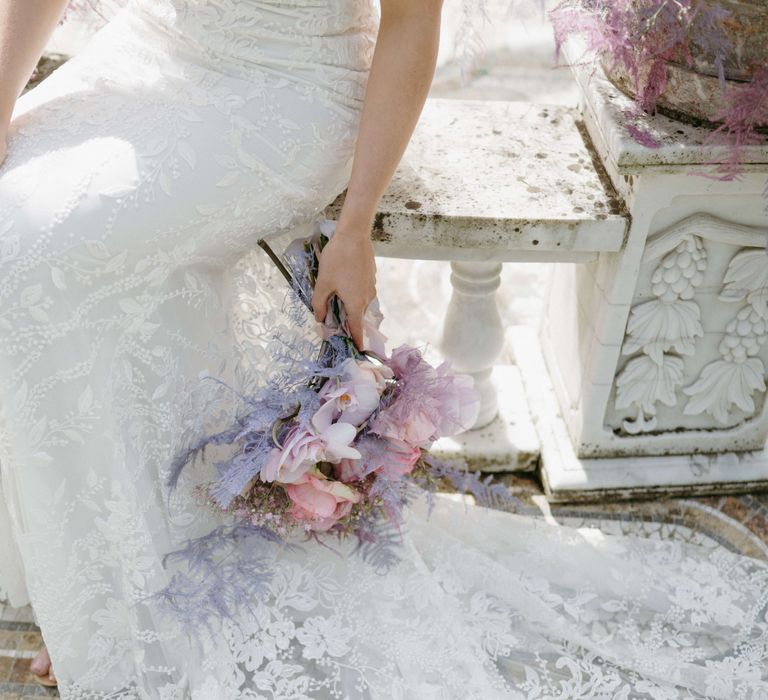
327;97;629;470
330;99;627;264
332;87;768;503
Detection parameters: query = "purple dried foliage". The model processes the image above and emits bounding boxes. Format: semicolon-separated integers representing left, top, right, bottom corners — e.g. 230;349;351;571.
167;419;247;494
350;514;407;575
209;446;269;509
421;455;528;514
152;522;289;636
354;435;398;480
367;471;417;527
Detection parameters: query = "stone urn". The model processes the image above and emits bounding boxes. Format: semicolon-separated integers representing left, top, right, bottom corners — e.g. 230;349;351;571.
602;0;768;127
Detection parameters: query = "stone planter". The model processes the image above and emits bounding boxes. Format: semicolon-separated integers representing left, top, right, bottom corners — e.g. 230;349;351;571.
602;0;768;127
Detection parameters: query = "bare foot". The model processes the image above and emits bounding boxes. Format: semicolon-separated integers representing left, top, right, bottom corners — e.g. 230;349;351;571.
30;645;57;687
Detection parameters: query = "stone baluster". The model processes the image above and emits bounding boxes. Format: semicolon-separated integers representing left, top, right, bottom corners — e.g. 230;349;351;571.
440;260;505;430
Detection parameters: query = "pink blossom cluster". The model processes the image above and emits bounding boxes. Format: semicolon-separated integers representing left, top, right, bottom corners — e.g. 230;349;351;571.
257;347;480;533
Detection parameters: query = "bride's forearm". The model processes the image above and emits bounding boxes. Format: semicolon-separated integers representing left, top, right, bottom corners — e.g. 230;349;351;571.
336;0;443;236
0;0;70;130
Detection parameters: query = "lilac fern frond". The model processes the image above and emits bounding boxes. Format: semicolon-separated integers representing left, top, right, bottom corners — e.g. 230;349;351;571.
152;522;290;636
422;455;528;513
351;515;406;575
167;420;248;493
368;472;419;526
209;444;271;509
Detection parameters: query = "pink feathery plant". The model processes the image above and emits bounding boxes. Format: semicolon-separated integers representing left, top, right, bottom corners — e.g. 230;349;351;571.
549;0;768;180
703;66;768;181
550;0;732;113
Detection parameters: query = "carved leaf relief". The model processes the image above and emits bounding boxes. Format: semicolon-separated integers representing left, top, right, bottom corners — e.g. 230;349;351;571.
682;358;766;424
621;299;702;364
718;248;768;318
682;246;768;424
614;235;706;433
616;355;684;414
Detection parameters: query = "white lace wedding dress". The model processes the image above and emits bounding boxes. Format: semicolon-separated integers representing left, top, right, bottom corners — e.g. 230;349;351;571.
1;1;767;698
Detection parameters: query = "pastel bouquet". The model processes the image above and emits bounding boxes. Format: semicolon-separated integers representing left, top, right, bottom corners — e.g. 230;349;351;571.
158;221;521;628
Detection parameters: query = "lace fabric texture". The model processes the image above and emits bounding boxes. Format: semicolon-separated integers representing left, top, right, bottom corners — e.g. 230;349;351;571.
1;1;768;698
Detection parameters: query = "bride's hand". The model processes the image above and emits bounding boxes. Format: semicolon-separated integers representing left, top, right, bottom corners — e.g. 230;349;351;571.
311;224;377;350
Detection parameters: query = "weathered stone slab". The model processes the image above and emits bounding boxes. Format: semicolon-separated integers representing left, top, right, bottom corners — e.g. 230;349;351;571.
327;98;628;263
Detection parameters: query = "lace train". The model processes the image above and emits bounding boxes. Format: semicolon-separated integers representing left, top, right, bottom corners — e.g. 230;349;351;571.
1;1;767;698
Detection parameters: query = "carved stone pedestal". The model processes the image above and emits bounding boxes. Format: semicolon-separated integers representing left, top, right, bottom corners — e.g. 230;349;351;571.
534;61;768;501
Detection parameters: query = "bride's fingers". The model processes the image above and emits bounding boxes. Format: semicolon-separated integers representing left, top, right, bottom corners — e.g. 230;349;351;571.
344;300;365;350
312;282;332;322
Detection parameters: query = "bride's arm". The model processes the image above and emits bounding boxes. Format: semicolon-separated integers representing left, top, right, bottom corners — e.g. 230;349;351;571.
312;0;443;349
0;0;70;163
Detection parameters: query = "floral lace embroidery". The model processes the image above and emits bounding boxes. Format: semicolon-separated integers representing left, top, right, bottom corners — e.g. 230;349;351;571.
1;1;767;698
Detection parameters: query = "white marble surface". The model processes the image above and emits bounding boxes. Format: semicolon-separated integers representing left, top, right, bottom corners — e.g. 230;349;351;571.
532;41;768;478
512;325;768;501
327;99;628;262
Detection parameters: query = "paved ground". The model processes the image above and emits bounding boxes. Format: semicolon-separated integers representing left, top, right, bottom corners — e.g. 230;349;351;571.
5;13;768;699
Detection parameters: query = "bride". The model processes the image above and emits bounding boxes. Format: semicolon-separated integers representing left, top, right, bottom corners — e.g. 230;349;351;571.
1;0;767;698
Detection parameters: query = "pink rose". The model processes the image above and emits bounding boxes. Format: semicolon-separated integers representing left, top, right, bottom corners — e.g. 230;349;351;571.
335;437;421;481
260;421;361;484
260;426;323;484
285;469;362;532
373;438;422;478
